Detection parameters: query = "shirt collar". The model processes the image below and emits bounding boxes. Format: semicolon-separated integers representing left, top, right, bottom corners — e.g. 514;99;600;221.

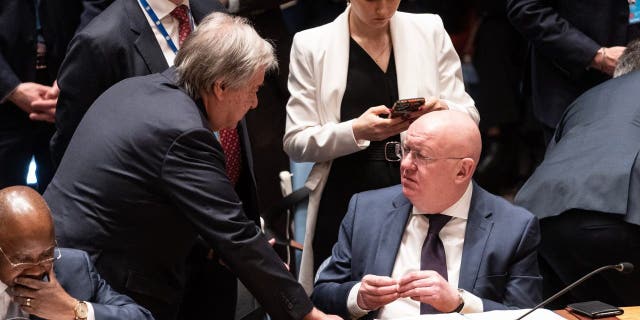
411;182;473;220
146;0;190;20
0;281;7;295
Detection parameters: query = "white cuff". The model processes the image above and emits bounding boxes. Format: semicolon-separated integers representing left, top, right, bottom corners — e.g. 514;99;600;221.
347;119;370;148
87;302;96;320
347;282;370;319
459;289;483;314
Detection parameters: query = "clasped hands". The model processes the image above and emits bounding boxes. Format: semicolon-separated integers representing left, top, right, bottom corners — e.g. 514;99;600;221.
8;81;59;123
357;271;460;313
352;98;447;142
8;267;78;320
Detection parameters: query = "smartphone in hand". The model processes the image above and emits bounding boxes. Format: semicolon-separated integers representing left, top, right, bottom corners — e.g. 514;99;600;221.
390;98;425;118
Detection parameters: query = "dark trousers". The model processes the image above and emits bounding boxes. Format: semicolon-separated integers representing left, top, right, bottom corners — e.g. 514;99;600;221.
539;210;640;308
0;121;54;193
179;242;237;319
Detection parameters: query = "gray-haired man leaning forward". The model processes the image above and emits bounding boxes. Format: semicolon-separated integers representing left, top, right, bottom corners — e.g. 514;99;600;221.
44;12;340;320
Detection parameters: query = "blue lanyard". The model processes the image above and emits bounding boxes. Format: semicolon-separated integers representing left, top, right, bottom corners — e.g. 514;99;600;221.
138;0;188;54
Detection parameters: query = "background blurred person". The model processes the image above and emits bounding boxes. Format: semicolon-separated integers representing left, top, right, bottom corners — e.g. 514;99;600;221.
507;0;636;142
0;0;113;192
515;40;640;308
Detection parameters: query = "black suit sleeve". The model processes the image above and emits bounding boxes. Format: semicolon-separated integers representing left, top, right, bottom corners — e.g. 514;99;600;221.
78;0;114;31
506;0;601;77
52;31;111;164
0;53;21;101
77;251;155;319
160;128;313;320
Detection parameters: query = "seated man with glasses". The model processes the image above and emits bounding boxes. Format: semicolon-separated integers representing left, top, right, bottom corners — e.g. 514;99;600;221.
0;186;153;320
311;110;542;319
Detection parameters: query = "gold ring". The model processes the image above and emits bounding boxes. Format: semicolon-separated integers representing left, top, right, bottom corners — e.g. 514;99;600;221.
26;298;31;307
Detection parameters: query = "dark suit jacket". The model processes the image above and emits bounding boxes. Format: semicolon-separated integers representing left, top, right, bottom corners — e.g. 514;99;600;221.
0;0;112;129
41;248;154;320
506;0;630;128
50;0;224;166
43;69;312;320
515;70;640;227
312;184;542;319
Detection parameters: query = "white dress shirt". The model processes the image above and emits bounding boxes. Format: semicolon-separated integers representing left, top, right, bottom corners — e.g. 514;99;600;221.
347;183;484;319
0;280;95;320
136;0;192;66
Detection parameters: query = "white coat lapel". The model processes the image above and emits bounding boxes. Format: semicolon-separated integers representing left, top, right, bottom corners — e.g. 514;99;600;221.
319;9;351;123
390;12;422;100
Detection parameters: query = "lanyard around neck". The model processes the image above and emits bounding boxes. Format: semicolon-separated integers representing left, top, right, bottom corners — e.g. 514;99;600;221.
138;0;193;54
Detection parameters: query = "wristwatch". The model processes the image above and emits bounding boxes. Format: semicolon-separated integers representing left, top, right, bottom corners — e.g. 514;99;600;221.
74;300;89;320
451;289;465;313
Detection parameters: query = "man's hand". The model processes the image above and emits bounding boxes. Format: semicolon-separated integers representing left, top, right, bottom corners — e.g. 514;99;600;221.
303;307;343;320
591;46;626;76
7;82;51;113
356;274;399;311
10;268;77;320
397;270;460;313
7;82;57;122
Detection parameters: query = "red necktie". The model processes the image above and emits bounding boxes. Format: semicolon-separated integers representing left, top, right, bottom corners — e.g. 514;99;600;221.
170;5;191;46
219;128;242;186
420;214;452;314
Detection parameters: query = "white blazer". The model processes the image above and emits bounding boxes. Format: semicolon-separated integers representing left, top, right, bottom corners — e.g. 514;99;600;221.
284;7;479;293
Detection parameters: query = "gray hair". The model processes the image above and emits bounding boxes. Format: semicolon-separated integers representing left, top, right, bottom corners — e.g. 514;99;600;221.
614;39;640;78
175;12;277;98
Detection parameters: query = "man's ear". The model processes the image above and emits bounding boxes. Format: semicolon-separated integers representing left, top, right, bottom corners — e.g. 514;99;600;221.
213;80;226;100
455;158;475;183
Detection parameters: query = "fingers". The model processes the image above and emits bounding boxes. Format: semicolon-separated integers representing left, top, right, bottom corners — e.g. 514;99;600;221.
397;270;444;296
30;111;56;123
358;275;399;310
44;80;60;100
12;295;36;310
31;99;57;112
29;99;56;122
366;105;392;116
14;277;47;290
362;274;398;294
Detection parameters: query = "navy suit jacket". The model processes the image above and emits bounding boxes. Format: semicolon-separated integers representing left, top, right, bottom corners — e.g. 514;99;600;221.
44;69;312;320
50;0;224;165
43;248;153;320
506;0;630;128
515;70;640;226
312;184;542;319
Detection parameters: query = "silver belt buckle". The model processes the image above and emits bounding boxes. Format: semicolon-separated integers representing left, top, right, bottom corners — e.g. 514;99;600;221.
384;141;401;162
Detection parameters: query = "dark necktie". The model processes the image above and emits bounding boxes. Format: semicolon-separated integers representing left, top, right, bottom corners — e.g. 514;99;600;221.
420;213;452;314
219;128;242;186
170;5;191;46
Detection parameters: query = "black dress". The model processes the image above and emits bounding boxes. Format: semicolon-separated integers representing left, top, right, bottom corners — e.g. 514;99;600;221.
313;38;401;271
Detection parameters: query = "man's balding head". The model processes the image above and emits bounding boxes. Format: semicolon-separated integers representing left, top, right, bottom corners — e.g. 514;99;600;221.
409;110;482;163
0;186;56;285
401;110;481;213
0;186;54;241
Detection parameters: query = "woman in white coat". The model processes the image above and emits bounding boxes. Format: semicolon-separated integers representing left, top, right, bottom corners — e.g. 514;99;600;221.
284;0;479;292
